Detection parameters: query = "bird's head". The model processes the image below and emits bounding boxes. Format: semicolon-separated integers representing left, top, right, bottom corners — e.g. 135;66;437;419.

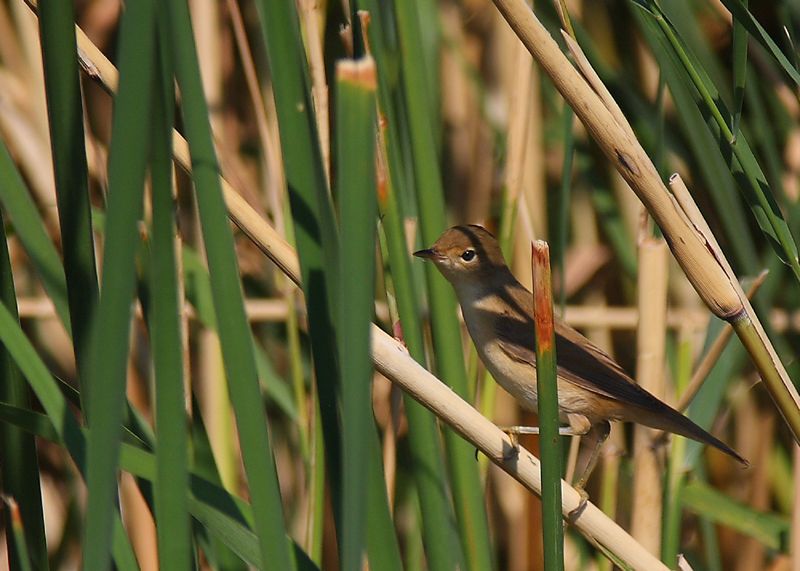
413;225;507;286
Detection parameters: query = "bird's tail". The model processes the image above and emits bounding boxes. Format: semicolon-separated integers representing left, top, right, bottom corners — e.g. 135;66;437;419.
632;400;748;466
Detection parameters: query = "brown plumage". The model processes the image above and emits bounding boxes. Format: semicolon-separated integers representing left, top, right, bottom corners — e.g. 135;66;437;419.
414;224;746;466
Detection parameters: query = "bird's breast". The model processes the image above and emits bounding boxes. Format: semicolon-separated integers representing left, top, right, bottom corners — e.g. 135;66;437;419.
460;298;540;411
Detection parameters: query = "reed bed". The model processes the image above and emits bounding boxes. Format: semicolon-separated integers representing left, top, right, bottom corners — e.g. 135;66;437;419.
1;1;800;570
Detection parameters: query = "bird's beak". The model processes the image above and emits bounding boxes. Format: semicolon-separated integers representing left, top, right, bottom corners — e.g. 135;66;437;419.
413;248;438;260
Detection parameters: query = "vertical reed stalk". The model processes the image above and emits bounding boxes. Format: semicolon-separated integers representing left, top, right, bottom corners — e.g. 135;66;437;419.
335;56;378;571
374;106;465;568
81;1;157;566
4;498;33;571
631;233;668;553
531;240;564;571
37;0;97;400
0;208;46;570
149;26;191;567
393;2;494;567
254;0;344;528
661;326;691;566
161;0;295;567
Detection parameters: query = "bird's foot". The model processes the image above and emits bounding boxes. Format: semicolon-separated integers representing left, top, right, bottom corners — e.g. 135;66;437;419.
502;444;520;462
497;426;525;461
502;432;520;462
566;486;590;524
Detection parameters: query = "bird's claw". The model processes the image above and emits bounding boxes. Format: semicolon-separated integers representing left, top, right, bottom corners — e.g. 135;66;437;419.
566;486;589;524
502;444;520;462
501;428;521;462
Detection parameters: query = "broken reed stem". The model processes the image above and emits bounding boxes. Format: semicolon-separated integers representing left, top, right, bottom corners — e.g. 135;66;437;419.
675;270;768;413
371;330;668;571
531;240;564;571
488;0;800;445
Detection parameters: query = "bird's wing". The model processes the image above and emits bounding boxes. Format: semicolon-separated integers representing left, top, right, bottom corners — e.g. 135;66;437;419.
492;285;747;465
494;313;662;409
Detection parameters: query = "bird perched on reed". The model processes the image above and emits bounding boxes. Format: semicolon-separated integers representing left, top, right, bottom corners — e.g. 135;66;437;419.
414;225;746;494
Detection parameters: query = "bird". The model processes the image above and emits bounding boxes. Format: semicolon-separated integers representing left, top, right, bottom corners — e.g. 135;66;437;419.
414;224;747;494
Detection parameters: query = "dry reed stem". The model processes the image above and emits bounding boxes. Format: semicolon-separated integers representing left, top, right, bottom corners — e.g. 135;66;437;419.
572;194;623;571
517;25;546;265
490;29;538;555
562;305;704;330
298;0;330;184
199;329;239;491
372;332;668;570
734;411;773;571
440;4;489;223
501;33;534;228
631;234;668;553
489;0;741;317
19;293;800;335
10;0;48;139
488;0;800;442
669;175;800;439
0;2;27;79
513;193;539;289
378;375;398;514
729;391;767;569
190;0;222;131
56;15;669;569
25;0;303;283
561;32;636;143
0;80;57;220
0;511;10;567
119;472;158;571
560;244;610;297
610;171;643;250
489;463;531;571
262;89;289;237
497;8;543;283
675;270;768;413
368;44;402;515
124;334;158;567
224;0;275;193
677;554;695;571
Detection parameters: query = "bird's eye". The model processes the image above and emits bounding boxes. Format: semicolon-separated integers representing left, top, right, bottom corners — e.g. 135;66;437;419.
461;249;476;262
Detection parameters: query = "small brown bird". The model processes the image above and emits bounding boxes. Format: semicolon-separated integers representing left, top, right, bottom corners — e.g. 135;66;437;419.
415;225;746;488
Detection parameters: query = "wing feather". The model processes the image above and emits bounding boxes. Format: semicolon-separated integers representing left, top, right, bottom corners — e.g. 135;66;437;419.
493;286;665;411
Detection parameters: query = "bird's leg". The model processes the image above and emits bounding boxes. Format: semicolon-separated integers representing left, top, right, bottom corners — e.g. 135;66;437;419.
567;420;611;523
501;426;587;436
499;425;586;453
573;420;611;489
499;420;590;461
